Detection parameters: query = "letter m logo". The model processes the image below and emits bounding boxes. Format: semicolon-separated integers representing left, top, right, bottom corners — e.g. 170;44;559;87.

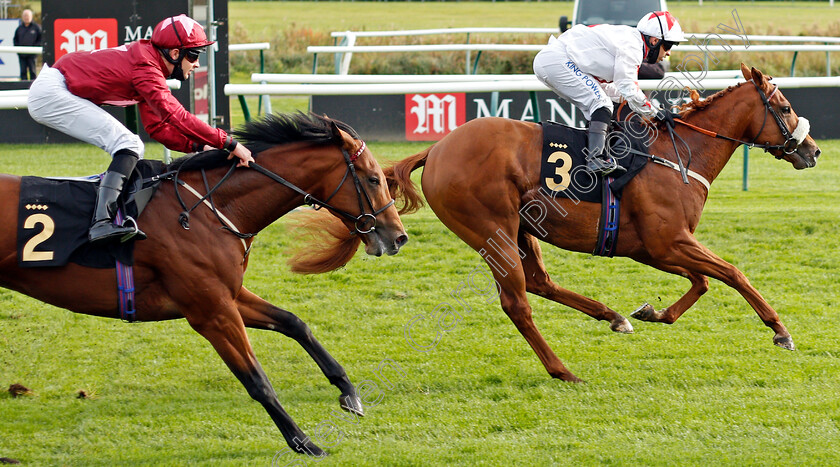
54;18;118;60
405;93;466;141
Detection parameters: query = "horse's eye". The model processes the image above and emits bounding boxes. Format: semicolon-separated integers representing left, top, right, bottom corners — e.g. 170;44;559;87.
368;176;380;186
781;106;791;114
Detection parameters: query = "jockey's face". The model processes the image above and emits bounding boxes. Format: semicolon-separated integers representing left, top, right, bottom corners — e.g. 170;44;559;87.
179;51;200;79
651;37;671;62
166;49;201;79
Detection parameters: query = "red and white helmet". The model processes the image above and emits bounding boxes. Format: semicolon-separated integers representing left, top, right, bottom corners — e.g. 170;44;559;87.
637;11;686;43
151;14;214;50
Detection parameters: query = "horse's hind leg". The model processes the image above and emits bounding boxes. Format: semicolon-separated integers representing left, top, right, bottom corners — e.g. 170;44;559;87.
185;302;326;457
236;286;364;416
430;207;581;382
518;232;633;333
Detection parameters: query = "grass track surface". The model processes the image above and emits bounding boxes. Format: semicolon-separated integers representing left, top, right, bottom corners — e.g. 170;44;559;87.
0;138;838;465
2;2;840;464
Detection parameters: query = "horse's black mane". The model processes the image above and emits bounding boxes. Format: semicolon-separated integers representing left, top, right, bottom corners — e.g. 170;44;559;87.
165;112;360;172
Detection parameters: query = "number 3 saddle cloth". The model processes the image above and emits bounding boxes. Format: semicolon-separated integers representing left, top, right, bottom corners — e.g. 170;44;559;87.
539;120;650;203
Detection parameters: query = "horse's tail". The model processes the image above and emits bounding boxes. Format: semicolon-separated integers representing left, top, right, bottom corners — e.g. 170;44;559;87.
383;145;432;215
286;210;362;274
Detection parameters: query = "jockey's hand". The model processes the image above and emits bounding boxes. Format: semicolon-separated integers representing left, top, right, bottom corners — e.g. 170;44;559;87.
655;108;678;128
228;143;254;168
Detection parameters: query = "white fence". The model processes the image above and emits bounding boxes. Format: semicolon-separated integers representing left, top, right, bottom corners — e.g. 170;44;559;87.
321;29;840;75
0;42;266;112
229;42;270;53
0;80;182;110
227;75;840;97
0;45;41;54
250;70;746;84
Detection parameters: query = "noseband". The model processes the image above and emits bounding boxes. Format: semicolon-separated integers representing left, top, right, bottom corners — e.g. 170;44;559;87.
248;140;395;235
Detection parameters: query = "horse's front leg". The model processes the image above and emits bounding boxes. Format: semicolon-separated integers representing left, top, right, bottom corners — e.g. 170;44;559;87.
627;255;710;324
184;300;326;457
235;286;364;416
646;233;794;350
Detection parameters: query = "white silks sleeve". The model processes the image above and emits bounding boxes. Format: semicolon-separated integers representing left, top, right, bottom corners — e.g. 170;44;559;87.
602;82;623;103
614;49;656;117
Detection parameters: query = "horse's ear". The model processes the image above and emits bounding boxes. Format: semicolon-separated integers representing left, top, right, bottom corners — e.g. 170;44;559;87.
740;63;751;81
328;120;343;144
751;67;767;87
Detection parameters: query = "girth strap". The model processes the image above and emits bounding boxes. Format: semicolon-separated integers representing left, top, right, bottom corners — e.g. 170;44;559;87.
593;175;620;257
114;210;136;322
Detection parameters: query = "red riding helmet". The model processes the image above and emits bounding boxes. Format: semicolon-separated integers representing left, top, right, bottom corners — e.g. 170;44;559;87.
151;14;214;50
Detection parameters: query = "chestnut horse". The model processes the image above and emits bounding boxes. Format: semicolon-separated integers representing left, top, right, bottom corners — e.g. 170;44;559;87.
0;113;407;456
386;65;820;382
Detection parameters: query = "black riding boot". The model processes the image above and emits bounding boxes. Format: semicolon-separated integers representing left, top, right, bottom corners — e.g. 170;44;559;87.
584;107;625;175
584;120;621;174
89;149;146;243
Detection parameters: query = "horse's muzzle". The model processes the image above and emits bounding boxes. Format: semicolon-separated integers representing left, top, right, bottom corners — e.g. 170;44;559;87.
364;229;408;257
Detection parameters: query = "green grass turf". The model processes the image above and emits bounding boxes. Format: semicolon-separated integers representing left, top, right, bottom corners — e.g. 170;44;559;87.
0;137;837;465
3;2;840;464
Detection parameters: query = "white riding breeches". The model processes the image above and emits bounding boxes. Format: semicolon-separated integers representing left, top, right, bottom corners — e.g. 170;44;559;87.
533;47;614;122
28;65;145;159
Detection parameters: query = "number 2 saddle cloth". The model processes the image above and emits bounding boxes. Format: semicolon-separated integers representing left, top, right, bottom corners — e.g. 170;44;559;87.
16;160;165;269
539;119;650;203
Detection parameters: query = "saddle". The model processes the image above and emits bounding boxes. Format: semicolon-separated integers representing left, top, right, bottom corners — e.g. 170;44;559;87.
17;160;166;269
539;120;651;257
539;120;650;203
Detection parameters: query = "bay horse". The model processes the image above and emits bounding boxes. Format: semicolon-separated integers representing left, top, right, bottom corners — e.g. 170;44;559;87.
0;112;407;456
385;64;820;383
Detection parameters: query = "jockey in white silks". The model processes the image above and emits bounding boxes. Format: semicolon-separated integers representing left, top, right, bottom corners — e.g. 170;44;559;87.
534;11;686;174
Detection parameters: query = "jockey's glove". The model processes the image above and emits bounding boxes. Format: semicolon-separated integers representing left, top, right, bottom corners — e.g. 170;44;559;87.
654;108;680;128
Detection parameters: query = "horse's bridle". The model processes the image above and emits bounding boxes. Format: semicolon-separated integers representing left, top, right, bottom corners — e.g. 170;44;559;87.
248;140;395;235
673;80;810;157
173;140;394;240
747;81;806;156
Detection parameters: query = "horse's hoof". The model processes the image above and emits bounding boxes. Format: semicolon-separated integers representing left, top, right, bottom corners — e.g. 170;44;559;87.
774;336;796;351
553;372;585;383
340;393;365;417
610;316;634;334
291;437;326;457
630;302;657;321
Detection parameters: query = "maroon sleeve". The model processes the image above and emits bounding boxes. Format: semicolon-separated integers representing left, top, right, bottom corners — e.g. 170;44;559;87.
138;101;194;153
132;61;229;152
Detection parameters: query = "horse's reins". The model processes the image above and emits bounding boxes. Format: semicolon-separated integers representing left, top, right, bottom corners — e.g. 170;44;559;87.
670;79;810;157
646;78;810;189
172;141;394;256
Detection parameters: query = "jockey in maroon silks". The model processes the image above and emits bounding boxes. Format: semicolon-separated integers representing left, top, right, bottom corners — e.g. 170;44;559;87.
29;14;254;242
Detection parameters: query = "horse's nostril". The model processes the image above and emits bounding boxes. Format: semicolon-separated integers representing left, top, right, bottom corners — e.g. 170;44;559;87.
815;148;821;158
395;234;409;247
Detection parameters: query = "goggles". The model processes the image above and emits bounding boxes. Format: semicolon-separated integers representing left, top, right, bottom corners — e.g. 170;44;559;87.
183;48;204;63
662;41;677;51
